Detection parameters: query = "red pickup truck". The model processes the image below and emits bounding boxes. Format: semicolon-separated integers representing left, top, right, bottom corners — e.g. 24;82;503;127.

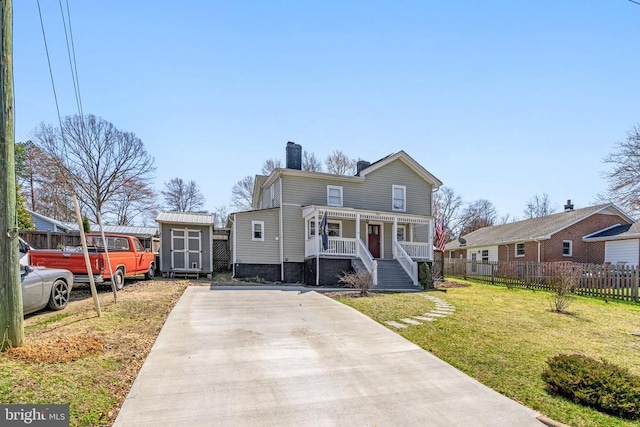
29;234;156;290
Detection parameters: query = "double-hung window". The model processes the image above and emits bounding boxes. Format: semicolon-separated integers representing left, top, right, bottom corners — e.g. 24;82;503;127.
327;185;343;207
562;240;572;257
515;242;525;257
252;221;264;241
392;185;406;212
309;220;341;238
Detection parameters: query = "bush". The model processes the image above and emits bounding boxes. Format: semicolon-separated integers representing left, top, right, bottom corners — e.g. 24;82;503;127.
549;263;581;313
419;263;432;289
542;353;640;419
338;270;373;296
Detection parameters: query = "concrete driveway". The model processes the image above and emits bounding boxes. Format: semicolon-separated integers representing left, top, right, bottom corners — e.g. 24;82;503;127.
114;286;543;427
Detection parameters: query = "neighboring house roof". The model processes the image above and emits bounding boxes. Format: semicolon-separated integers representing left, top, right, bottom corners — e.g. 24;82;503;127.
260;150;443;190
583;222;640;242
63;223;159;237
27;209;75;232
445;204;634;250
156;211;215;226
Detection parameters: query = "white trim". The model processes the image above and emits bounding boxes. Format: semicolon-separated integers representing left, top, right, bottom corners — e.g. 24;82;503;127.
232;215;237;277
301;204;433;225
327;185;343;207
515;242;525;258
252;221;265;241
367;221;384;259
562;240;573;257
279;178;284;280
392;185;406;212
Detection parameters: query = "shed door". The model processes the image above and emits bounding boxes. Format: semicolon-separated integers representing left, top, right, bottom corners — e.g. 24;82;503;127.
171;229;202;270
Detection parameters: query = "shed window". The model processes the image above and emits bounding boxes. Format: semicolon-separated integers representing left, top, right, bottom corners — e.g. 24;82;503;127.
515;243;525;257
392;185;406;212
252;221;264;241
563;240;573;257
327;186;343;207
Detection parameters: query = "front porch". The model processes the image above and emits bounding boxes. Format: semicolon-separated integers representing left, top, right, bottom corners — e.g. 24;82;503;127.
302;206;434;286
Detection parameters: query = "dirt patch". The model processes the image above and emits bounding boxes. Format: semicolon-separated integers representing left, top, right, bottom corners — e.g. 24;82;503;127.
5;335;105;363
435;281;471;289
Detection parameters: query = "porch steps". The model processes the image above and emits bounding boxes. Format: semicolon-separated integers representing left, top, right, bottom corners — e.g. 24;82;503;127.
352;259;419;290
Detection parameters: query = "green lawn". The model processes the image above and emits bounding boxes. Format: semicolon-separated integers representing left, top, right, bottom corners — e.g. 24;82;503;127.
336;281;640;427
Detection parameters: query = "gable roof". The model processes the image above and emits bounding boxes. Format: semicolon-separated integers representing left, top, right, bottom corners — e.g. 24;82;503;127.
445;204;634;250
63;223;159;237
156;211;214;226
583;222;640;242
260;150;442;190
27;210;75;232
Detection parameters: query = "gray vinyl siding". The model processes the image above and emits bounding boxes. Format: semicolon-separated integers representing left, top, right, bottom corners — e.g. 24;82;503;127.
273;179;281;207
32;216;57;232
235;209;280;264
383;223;393;259
413;223;430;242
281;159;432;216
159;223;213;273
283;205;304;262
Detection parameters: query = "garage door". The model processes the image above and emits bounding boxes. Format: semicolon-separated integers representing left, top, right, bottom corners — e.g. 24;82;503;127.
605;239;639;267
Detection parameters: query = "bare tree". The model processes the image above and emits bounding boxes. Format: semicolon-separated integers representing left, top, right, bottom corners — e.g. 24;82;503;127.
325;150;356;175
231;175;254;211
32;114;156;224
524;193;556;219
302;150;322;172
262;158;282;175
432;186;464;242
499;213;518;224
212;205;229;228
459;199;497;235
600;124;640;217
161;178;205;212
105;178;158;225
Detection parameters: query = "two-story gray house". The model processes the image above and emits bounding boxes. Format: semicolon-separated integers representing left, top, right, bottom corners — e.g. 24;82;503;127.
230;142;442;288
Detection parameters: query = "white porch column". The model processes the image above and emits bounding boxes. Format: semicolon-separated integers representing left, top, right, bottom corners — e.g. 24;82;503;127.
356;213;361;257
393;217;398;243
315;208;319;285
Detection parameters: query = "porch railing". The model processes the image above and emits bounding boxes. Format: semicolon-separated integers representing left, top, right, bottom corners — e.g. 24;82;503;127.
393;240;419;286
399;241;432;260
357;238;378;286
305;237;357;257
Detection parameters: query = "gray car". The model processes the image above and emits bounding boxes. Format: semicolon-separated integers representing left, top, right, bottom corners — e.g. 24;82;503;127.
21;265;73;315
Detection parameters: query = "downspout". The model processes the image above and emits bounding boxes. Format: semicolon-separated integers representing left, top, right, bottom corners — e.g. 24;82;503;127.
315;208;320;285
231;215;236;278
279;177;284;282
534;239;541;263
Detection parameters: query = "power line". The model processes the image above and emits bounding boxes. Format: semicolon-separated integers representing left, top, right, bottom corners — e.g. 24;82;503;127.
58;0;84;118
630;0;640;5
36;0;64;133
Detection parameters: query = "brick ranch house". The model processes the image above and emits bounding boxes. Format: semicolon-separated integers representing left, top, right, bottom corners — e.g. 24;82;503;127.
445;202;634;265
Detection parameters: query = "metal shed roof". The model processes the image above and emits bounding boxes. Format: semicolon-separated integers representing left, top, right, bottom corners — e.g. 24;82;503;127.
156;212;215;225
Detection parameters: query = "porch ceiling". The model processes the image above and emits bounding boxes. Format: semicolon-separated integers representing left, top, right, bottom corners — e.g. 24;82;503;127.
302;205;433;225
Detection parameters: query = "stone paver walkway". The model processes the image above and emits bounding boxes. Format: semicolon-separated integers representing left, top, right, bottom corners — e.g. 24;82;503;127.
385;293;455;329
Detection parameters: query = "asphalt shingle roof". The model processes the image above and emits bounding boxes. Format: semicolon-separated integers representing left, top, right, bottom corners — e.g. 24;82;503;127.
445;204;628;250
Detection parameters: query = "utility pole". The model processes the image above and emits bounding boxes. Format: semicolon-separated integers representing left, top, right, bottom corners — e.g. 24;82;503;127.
0;0;23;351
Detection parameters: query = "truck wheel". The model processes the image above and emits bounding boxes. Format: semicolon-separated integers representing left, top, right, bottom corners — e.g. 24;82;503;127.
144;264;155;280
48;279;70;311
113;269;125;291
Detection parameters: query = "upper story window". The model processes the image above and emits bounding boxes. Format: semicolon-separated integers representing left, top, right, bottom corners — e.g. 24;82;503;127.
252;221;264;241
392;185;406;212
515;242;525;257
327;185;343;207
562;240;573;257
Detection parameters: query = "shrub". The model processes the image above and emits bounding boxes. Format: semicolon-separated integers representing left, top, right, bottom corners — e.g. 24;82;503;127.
419;263;432;289
549;263;581;313
542;354;640;419
338;270;373;297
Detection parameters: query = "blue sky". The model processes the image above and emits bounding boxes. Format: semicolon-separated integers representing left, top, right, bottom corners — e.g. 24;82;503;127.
13;1;640;221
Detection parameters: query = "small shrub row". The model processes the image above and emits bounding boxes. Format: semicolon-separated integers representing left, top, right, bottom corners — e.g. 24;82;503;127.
542;353;640;419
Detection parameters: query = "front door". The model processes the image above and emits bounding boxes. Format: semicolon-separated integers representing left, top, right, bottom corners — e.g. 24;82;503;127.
368;224;381;258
